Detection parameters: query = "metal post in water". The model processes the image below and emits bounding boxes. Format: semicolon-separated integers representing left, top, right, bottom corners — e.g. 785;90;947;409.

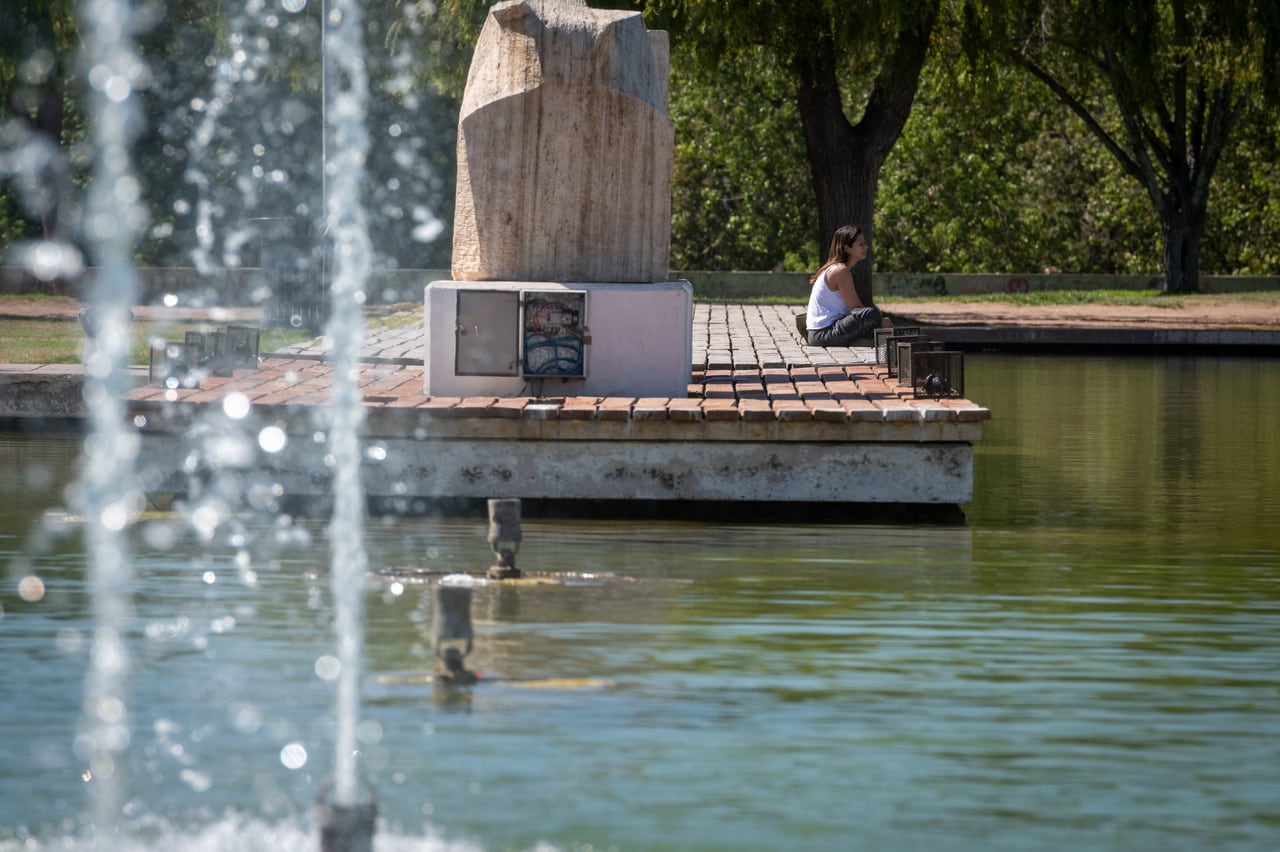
317;776;377;852
487;497;523;579
431;583;477;684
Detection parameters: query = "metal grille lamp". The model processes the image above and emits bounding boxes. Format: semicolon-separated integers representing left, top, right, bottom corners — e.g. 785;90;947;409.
150;325;262;384
912;350;966;399
875;327;920;367
895;338;943;386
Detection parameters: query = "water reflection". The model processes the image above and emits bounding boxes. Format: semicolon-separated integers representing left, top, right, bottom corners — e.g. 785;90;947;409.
1;355;1279;850
969;353;1280;546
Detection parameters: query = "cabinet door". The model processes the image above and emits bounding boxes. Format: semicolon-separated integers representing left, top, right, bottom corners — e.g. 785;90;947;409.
455;290;520;376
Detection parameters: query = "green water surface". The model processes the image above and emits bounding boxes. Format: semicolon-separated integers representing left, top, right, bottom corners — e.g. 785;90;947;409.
0;354;1277;851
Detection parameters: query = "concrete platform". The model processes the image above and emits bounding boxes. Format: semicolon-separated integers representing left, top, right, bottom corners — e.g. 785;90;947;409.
2;304;990;515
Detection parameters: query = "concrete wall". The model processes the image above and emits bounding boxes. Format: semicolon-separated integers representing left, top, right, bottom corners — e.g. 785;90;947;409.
5;266;1276;304
678;270;1280;301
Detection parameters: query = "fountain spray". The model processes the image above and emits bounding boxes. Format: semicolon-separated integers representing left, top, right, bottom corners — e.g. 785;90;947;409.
73;0;147;841
318;0;377;845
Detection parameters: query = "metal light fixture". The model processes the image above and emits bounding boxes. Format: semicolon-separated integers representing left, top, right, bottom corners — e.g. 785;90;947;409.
222;324;261;368
884;331;927;378
875;326;920;367
149;326;262;384
895;338;943;387
912;350;965;399
149;338;199;387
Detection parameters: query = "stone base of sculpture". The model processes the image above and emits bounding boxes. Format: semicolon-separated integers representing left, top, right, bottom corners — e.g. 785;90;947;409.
424;279;693;399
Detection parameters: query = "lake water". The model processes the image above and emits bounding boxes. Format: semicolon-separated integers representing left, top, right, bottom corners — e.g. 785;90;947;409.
1;354;1278;851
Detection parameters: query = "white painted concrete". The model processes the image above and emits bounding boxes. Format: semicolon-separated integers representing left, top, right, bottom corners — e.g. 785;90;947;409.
424;279;693;399
138;432;974;506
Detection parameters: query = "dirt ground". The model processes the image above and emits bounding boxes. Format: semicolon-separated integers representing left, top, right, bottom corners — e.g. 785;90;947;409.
878;297;1280;330
3;293;1280;330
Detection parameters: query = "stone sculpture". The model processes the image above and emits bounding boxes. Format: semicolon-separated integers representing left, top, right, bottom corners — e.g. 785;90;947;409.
451;0;673;283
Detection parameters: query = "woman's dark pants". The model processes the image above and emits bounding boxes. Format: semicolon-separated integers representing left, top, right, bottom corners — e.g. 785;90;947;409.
807;306;882;347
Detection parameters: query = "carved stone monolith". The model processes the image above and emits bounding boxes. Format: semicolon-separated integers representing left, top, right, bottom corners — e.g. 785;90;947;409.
451;0;673;283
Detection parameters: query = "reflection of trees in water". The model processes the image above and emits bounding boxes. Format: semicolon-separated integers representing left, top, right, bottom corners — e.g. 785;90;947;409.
970;355;1280;550
1156;357;1205;531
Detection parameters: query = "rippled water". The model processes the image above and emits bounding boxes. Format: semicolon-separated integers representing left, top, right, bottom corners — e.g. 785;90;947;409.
1;354;1278;850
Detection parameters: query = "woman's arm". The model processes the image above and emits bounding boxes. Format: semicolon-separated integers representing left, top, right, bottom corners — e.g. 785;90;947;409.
827;263;864;310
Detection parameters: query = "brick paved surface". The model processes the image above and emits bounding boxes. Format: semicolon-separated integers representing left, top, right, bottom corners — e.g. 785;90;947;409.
276;303;872;368
124;303;989;429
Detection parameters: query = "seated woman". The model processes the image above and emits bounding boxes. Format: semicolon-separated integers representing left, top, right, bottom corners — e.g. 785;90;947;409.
805;224;889;346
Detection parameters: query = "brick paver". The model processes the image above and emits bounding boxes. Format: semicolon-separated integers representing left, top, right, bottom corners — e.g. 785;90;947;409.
121;303;989;427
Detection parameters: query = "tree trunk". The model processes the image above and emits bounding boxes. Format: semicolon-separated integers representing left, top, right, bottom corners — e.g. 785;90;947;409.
795;45;873;301
36;76;67;240
792;3;937;303
1159;202;1204;293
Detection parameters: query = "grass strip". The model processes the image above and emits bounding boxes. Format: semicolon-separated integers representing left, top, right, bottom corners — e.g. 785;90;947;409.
0;317;314;365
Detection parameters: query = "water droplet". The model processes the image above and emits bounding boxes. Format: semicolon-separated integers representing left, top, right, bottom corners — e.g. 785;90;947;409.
180;768;212;793
258;426;287;453
141;520;177;551
113;176;140;203
104;77;131;102
101;503;129;532
20;240;84;281
315;655;341;681
18;576;46;602
281;0;308;13
231;703;263;734
222;393;251;420
96;697;125;724
192;504;221;539
280;742;307;769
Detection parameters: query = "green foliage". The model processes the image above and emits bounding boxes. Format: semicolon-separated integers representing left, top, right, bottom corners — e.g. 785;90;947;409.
4;0;1277;282
1203;103;1280;274
4;1;460;272
667;46;817;271
958;0;1280;289
878;49;1162;274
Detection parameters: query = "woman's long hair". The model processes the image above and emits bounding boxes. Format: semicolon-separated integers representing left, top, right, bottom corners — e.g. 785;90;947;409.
809;224;865;283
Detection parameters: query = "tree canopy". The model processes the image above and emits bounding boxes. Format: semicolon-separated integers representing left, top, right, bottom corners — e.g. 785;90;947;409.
2;0;1278;286
964;0;1280;290
638;0;939;298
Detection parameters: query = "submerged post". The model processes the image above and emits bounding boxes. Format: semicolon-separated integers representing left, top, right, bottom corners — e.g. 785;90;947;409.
431;583;477;684
317;777;377;852
487;498;523;579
